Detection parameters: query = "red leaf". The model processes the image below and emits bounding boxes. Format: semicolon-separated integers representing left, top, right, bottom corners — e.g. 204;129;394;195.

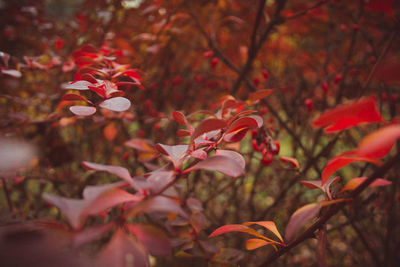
97;228;149;267
248;89;274;104
311;97;383;133
99;97;131;112
321;156;381;184
184;155;244;177
125;224;171;256
285;203;321;241
209;224;274;242
366;0;394;16
356;124;400;158
209;224;252;237
62;94;92;105
192;118;227;141
225;117;258;134
341;177;392;192
245;239;272;250
172;111;188;126
155;144;188;169
112;69;142;81
69;105;96;116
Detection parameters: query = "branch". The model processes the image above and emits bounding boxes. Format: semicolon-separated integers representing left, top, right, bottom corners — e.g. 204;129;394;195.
259;152;400;266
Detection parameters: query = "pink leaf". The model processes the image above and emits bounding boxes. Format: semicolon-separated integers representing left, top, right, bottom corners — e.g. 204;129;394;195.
215;149;246;170
184;155;244;177
155;144;188;169
99;97;131;112
73;222;115;247
124;138;155;153
82;161;139;190
69;105;96;116
285;203;321;241
97;228;149;267
190;149;207;160
125;224;171;256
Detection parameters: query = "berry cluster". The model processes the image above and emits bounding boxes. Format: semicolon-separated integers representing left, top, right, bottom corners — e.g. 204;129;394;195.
251;128;280;166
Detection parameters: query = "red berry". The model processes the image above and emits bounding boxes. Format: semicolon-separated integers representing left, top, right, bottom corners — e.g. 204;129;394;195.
251;129;258;139
262;69;269;80
322;82;328;93
353;24;361;30
211;57;219;68
270;140;280;155
339;24;347;31
261;153;273;166
203;50;213;58
252;139;260;151
304;98;313;112
334;74;342;84
253;77;260;87
138;130;145;137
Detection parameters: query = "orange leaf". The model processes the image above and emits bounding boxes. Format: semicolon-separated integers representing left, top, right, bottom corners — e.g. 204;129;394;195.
341;177;392;192
311;97;383;133
247;89;274;104
245;239;272;250
356;124;400;158
280;156;300;169
104;123;117;141
242;221;283;243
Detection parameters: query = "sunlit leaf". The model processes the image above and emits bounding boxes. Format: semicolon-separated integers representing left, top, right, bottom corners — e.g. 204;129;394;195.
245;238;272;250
99;97;131;112
62;80;93;90
243;221;283;243
280;156;300;169
1;69;22;78
69;105;96;116
341;177;392;192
